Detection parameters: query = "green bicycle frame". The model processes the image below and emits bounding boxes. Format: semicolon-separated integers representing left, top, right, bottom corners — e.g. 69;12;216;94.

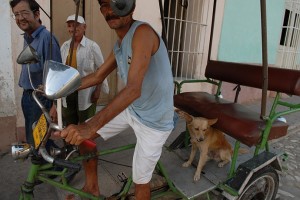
19;144;136;200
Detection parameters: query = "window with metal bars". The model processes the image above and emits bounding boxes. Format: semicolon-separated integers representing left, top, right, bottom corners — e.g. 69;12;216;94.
276;0;300;69
280;9;300;48
163;0;212;81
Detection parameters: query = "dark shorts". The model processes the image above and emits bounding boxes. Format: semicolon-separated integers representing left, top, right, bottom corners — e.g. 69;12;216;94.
62;91;96;126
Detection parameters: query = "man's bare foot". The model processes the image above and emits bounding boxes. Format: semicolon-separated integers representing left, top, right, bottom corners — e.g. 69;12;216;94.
65;193;104;200
64;187;100;200
65;194;77;200
82;185;101;197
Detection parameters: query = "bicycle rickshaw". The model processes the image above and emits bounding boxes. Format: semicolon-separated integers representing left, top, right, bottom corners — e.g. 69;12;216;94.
11;0;300;199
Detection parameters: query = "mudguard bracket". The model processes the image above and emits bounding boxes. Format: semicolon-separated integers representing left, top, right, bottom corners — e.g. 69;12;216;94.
221;151;282;199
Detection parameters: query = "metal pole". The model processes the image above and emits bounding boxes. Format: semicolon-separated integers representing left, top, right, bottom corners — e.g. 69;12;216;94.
158;0;168;48
36;1;52;59
260;0;268;119
50;0;52;60
208;0;217;62
67;0;81;66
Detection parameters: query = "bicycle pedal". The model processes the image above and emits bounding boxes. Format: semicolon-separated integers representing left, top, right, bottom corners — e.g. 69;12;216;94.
117;172;128;182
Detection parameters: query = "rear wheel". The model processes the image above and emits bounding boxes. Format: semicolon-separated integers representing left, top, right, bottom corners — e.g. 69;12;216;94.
238;166;279;200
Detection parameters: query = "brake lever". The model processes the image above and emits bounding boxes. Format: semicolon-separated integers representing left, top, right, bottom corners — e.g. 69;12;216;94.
51;123;97;149
39;123;96;169
31;89;95;169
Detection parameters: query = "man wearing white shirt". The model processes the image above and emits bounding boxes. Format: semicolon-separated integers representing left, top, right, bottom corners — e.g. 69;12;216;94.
60;15;109;198
61;14;109;126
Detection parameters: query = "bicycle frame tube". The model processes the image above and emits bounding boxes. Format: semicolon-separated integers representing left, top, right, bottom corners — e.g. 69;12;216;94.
20;143;137;200
19;164;39;200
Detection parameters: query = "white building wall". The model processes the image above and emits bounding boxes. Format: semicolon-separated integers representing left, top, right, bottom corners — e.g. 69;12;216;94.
0;1;16;117
134;0;162;34
11;10;24;129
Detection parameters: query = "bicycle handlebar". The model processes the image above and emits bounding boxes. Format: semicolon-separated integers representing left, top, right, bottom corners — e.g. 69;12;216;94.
50;123;96;148
40;145;81;170
54;158;81;171
32;90;96;170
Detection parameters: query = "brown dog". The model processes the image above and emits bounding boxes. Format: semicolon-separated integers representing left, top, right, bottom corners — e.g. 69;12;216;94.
176;109;234;182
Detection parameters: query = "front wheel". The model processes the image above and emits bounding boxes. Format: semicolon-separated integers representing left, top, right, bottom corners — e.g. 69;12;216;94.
238;166;279;200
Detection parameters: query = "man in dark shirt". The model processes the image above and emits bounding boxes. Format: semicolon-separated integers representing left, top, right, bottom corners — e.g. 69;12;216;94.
10;0;62;146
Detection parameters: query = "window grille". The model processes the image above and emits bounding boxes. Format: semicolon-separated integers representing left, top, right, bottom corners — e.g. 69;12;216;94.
276;0;300;69
163;0;212;81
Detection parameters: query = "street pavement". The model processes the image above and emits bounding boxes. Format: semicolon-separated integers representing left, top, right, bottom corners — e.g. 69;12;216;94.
0;95;300;200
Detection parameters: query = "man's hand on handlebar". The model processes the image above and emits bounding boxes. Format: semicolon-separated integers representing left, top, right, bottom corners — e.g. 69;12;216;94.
54;123;97;146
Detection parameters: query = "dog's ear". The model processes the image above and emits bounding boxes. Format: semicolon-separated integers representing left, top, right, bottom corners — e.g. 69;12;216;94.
208;118;218;126
175;109;193;123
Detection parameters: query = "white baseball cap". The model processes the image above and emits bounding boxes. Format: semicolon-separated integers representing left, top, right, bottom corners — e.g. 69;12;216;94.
66;14;85;24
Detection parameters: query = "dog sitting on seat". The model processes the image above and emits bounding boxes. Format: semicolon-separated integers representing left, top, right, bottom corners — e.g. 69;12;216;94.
176;109;235;182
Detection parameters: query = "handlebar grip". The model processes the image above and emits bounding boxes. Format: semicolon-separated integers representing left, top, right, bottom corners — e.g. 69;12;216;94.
54;158;81;171
81;140;97;149
50;124;97;150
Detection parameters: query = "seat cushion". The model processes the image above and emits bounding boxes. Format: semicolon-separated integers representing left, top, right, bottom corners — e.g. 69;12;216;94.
174;92;288;147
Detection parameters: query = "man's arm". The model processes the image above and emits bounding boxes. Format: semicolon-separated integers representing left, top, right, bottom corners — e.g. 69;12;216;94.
90;42;106;103
60;24;160;145
91;84;102;103
87;24;159;130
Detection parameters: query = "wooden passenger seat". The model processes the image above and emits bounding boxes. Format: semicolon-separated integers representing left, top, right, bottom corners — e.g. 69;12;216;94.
174;60;300;147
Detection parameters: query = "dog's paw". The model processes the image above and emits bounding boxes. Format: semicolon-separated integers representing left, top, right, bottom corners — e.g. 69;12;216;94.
182;161;191;167
193;173;201;182
218;160;229;168
218;163;225;167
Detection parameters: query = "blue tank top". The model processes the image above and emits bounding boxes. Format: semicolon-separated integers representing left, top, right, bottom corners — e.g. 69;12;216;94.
113;21;174;131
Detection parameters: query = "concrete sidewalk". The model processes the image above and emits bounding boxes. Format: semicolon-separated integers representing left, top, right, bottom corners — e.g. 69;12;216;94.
1;95;300;200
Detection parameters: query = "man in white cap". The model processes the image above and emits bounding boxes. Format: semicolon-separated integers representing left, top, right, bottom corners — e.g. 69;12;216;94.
61;14;109;126
60;14;109;198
